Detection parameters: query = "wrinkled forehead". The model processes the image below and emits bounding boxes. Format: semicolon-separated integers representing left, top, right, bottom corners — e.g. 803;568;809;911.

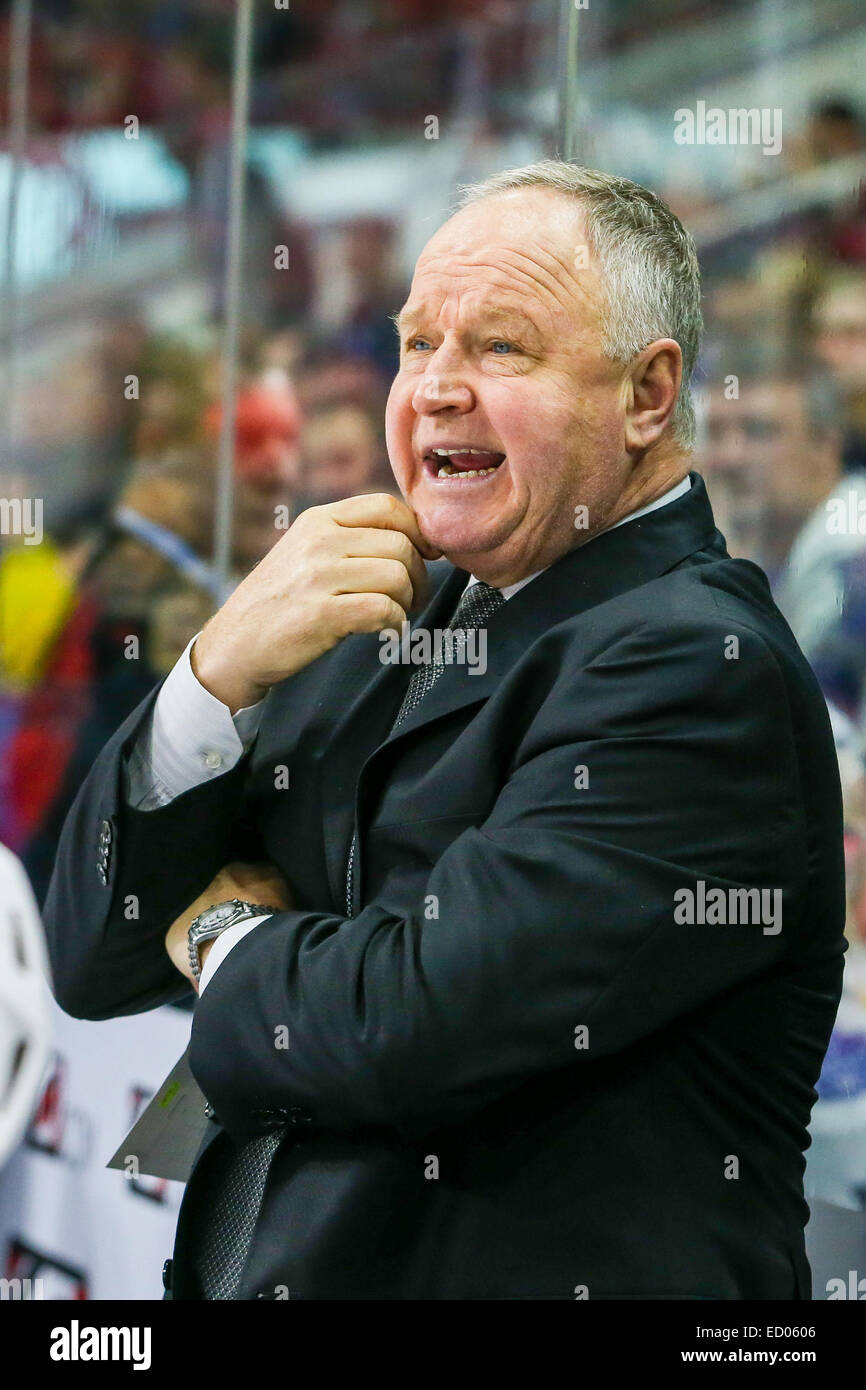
402;190;604;334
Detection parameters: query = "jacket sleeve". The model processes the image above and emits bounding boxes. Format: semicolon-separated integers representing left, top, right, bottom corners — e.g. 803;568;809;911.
189;619;833;1139
41;684;255;1020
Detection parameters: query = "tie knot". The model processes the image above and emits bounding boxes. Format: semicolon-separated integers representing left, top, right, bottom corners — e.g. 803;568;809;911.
449;580;505;632
386;577;505;735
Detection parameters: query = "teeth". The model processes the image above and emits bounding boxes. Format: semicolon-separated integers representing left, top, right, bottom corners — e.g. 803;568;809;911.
433;447;494;456
437;464;498;478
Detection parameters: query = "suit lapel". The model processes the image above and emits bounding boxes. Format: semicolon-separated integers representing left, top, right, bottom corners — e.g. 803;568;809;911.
318;561;467;910
321;471;719;914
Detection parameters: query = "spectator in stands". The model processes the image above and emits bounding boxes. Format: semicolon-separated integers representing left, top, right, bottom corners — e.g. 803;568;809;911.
339;218;404;379
295;399;392;509
295;347;390;418
18;375;301;904
812;268;866;473
16;454;219;901
804;99;866;167
203;380;303;570
700;360;842;584
779;464;866;727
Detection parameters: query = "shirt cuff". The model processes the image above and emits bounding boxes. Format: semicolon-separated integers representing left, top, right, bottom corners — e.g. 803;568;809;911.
127;634;267;809
198;915;272;995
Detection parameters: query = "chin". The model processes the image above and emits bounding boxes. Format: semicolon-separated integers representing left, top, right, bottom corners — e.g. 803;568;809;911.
419;516;497;560
412;495;504;552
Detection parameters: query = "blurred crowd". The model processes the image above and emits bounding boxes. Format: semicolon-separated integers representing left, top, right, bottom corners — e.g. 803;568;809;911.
698;212;866;907
0;0;536;145
0;300;399;899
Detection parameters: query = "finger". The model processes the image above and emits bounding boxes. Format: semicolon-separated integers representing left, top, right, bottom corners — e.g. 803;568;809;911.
329;493;442;561
334;528;429;609
331;557;414;614
330;591;407;636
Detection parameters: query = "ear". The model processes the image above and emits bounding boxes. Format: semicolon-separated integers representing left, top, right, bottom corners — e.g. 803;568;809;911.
623;339;683;454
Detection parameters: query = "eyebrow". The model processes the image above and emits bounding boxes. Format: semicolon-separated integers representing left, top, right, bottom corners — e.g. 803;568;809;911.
391;305;544;347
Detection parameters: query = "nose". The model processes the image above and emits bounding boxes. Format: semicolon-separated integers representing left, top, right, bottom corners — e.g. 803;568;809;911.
410;345;474;416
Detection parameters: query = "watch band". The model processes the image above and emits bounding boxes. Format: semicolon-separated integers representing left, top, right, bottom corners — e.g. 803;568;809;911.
187;898;279;981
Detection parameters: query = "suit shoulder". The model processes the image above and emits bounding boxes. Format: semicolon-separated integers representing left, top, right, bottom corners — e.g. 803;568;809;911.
587;555;800;671
536;556;770;663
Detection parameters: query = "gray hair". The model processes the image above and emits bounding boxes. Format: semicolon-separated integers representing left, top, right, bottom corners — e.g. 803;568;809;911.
456;161;703;451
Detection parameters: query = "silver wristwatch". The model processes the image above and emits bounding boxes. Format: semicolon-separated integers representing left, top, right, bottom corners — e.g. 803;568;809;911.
187;898;278;981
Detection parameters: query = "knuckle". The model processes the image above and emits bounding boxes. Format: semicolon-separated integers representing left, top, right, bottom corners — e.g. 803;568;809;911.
395;532;414;565
377;491;401;517
291;505;317;536
368;592;396;626
384;557;407;587
315;592;338;628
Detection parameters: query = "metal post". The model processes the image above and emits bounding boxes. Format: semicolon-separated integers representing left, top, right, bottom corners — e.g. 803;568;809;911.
557;0;580;163
1;0;33;476
213;0;255;597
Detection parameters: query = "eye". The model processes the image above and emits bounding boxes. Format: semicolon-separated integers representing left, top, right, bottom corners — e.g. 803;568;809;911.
406;336;432;352
489;340;515;354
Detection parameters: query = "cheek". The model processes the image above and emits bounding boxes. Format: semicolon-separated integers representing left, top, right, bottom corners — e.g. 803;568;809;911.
502;382;600;472
487;379;562;448
384;386;412;464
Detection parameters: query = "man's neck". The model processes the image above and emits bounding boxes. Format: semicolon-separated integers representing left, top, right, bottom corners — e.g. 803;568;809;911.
600;450;691;533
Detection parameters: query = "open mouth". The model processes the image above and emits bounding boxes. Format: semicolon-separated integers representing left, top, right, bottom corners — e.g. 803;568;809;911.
422;447;507;480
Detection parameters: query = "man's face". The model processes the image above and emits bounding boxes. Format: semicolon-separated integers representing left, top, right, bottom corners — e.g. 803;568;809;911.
385;189;634;585
702;379;839;562
814;285;866;397
302;405;379;503
704;381;818;517
232;431;300;568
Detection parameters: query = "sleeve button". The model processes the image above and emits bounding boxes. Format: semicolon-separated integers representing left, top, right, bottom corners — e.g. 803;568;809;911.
288;1107;314;1125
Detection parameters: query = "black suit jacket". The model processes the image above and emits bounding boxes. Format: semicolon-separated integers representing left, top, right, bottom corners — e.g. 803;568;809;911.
43;474;846;1299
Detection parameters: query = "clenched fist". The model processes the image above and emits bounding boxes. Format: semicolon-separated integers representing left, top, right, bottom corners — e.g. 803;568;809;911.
192;493;441;713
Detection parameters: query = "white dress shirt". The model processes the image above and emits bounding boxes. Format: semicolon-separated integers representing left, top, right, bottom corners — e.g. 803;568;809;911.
128;474;691;993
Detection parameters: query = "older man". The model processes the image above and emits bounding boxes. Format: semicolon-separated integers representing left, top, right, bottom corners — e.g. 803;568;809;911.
44;163;845;1301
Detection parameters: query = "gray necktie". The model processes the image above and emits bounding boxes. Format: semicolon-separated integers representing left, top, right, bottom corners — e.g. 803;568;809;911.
344;579;504;916
193;1127;283;1299
194;579;504;1298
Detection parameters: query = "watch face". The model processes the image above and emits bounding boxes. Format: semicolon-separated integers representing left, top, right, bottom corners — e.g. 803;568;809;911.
205;902;239;928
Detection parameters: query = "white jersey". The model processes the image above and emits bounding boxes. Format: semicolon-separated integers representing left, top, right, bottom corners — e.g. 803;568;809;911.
0;844;52;1168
